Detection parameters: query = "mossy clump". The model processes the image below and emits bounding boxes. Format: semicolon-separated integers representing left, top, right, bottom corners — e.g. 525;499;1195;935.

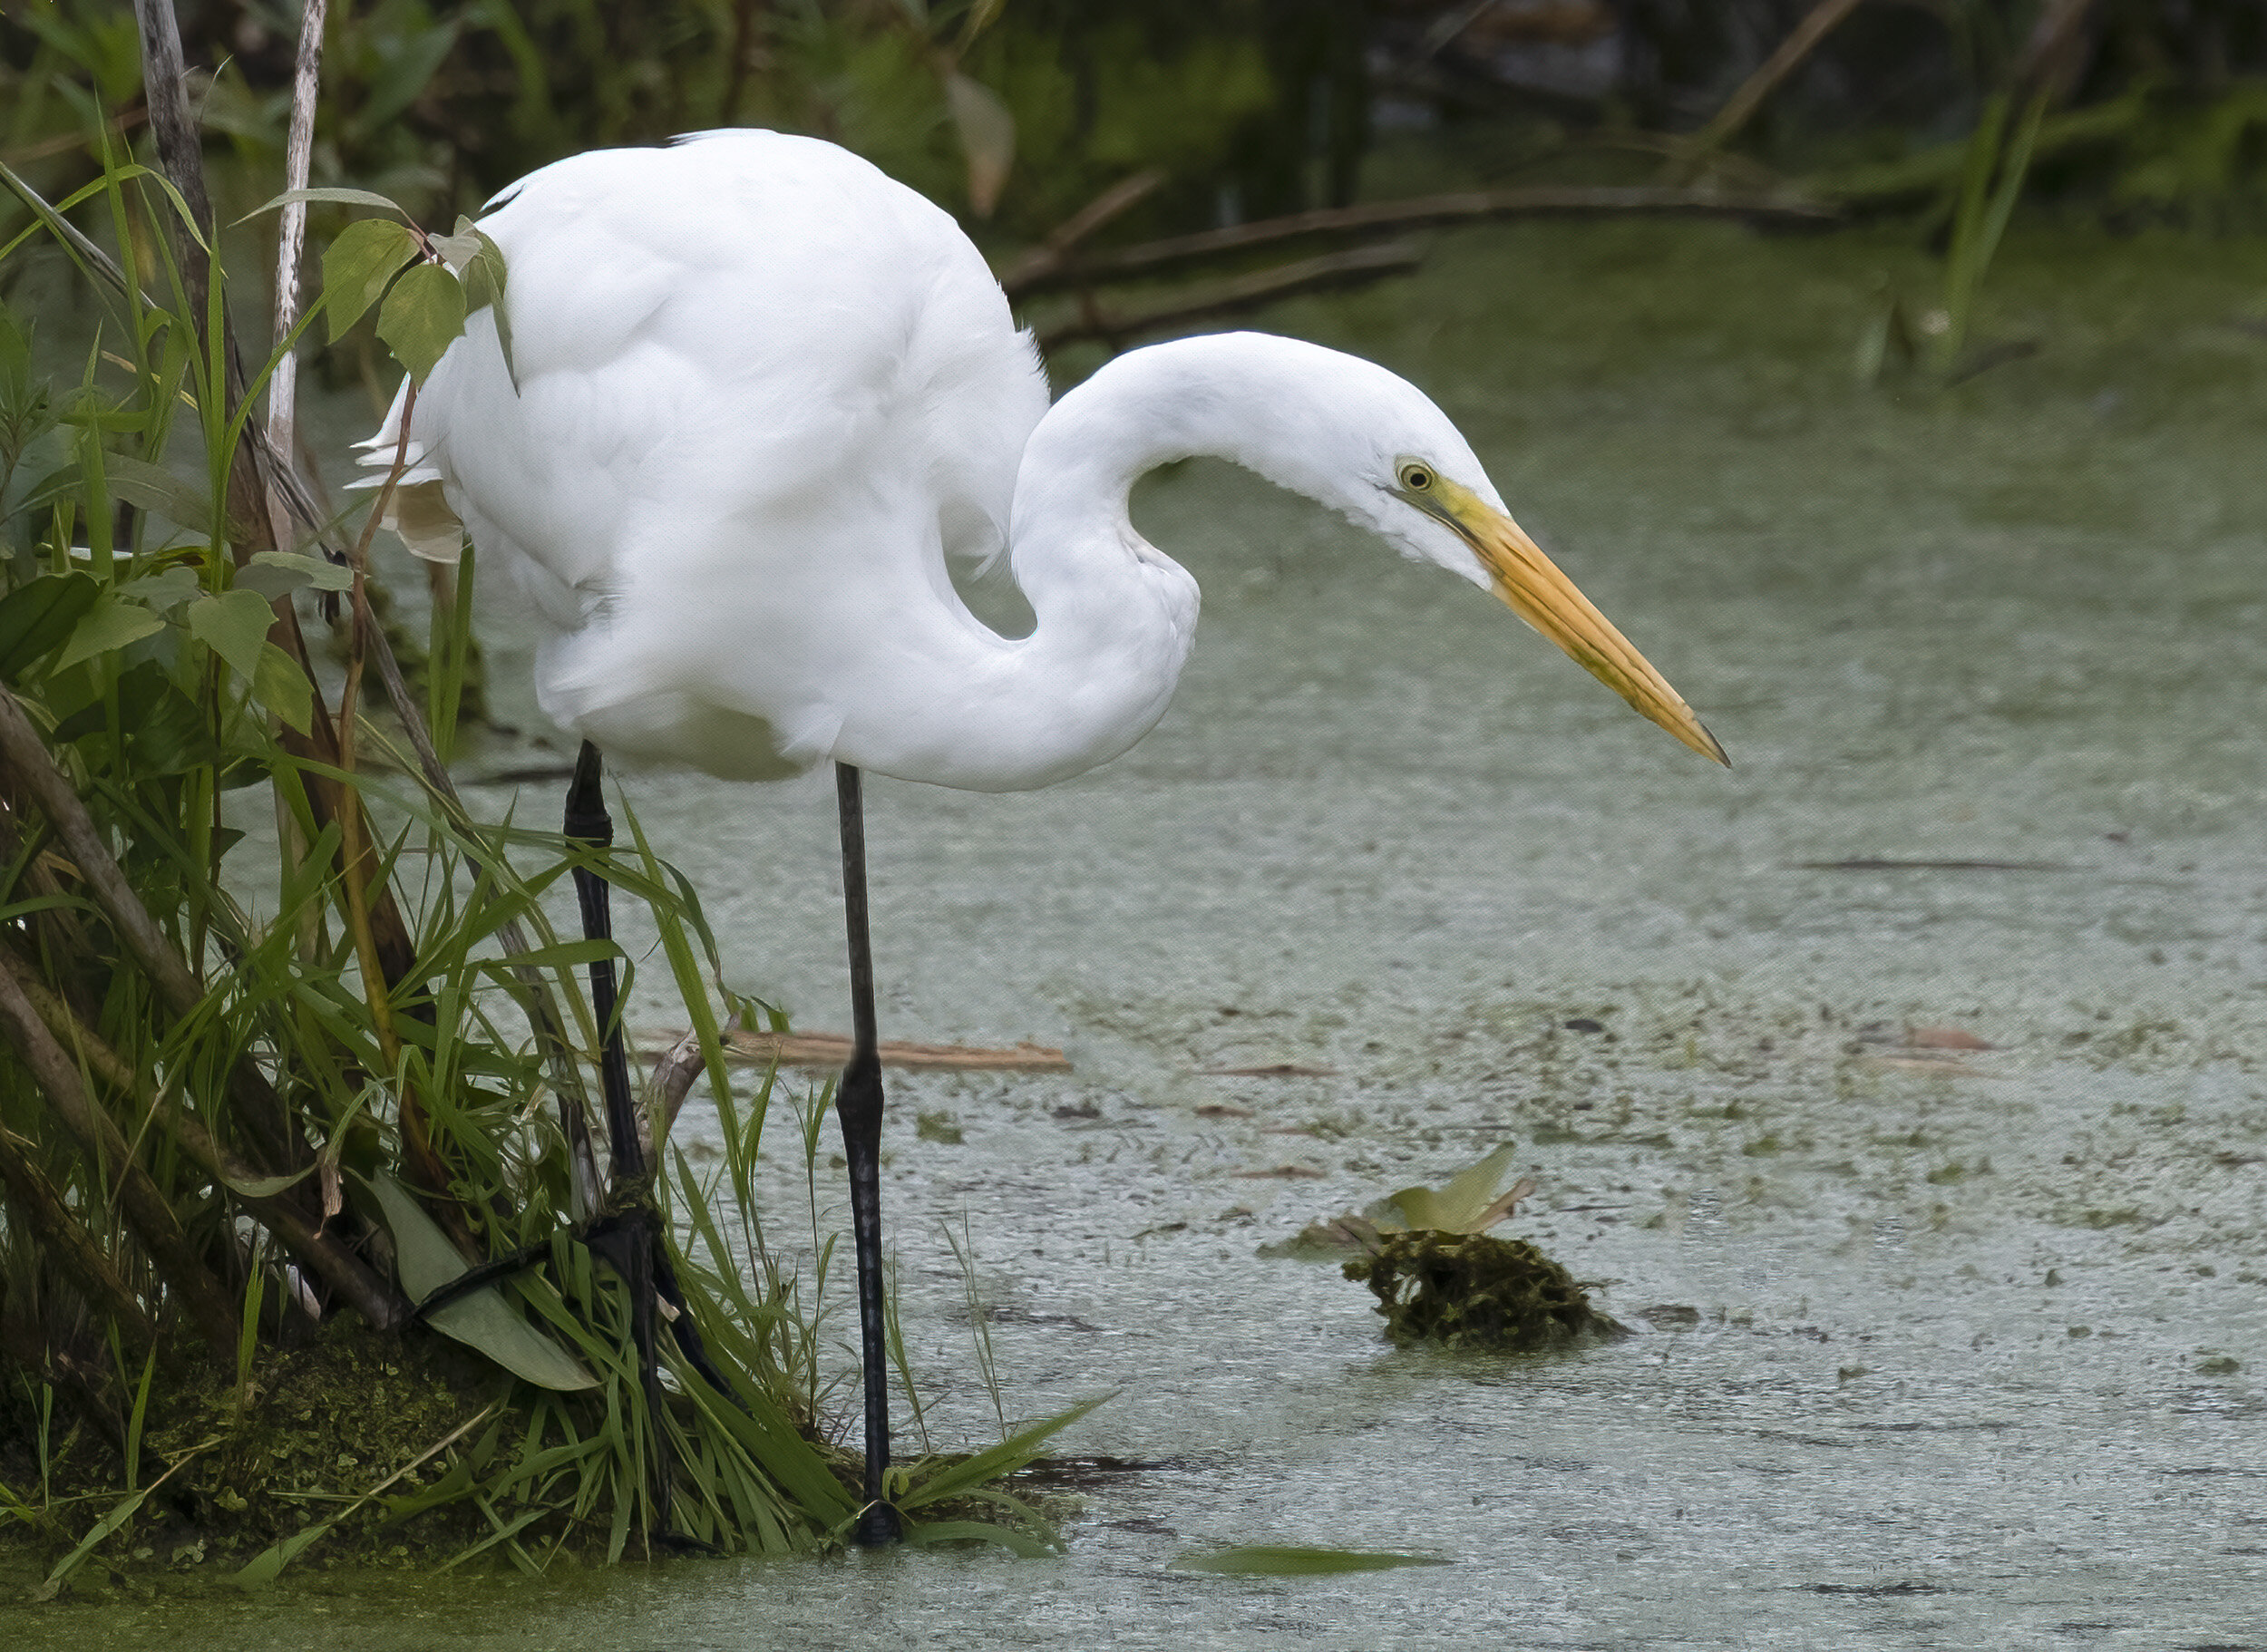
1343;1231;1625;1352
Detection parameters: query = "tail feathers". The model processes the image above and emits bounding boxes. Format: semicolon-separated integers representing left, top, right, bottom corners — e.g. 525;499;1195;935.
350;378;462;562
349;377;445;487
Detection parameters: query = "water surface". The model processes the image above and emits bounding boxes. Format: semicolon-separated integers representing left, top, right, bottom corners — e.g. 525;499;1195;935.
27;217;2267;1649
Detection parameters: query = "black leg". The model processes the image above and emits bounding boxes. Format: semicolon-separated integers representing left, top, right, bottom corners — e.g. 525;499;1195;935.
566;743;642;1187
565;741;674;1532
835;763;903;1546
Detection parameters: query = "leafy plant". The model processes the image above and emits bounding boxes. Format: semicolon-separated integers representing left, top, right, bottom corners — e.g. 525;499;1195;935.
0;139;1079;1579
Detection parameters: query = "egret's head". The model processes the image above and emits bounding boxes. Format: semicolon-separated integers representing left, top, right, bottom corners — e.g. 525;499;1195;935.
1048;331;1727;767
1329;362;1727;767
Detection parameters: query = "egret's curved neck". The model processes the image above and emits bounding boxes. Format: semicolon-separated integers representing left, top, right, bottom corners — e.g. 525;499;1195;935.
839;335;1356;792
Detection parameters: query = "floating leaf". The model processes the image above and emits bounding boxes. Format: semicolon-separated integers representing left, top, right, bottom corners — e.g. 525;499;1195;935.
1379;1142;1526;1235
251;642;314;734
1268;1144;1535;1261
0;572;97;679
376;261;468;384
1170;1546;1451;1576
358;1171;598;1391
185;588;277;681
53;594;166;673
323;219;420;343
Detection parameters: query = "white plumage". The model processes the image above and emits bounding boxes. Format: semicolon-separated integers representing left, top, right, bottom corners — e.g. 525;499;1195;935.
361;128;1724;792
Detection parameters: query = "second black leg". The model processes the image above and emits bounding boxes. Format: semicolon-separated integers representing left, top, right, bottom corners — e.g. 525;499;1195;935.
565;741;673;1531
835;762;903;1546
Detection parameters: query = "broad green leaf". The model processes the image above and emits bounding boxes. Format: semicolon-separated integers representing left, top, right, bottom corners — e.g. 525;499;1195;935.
241;549;354;598
431;215;482;270
99;452;210;525
0;572;98;678
461;228;517;389
323;219;419;343
376;261;467;384
120;565;200;610
358;1170;598;1391
1169;1546;1452;1577
185;588;277;681
239;185;408;224
252;641;315;734
53;594;165;673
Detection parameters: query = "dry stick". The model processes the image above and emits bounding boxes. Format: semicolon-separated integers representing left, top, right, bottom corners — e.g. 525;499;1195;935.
264;0;330;1035
132;0;266;538
1002;185;1835;300
637;1031;705;1167
264;0;328;463
0;1123;159;1350
1037;241;1424;351
0;947;409;1330
1678;0;1869;164
0;687;299;1170
663;1026;1074;1074
993;168;1164;293
0;960;239;1361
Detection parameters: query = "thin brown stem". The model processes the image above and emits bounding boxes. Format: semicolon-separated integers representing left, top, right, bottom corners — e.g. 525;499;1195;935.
0;943;408;1330
0;958;238;1361
0;1122;159;1351
1678;0;1869;164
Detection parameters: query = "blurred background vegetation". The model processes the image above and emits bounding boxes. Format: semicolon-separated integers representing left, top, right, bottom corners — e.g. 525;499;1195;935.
7;0;2267;255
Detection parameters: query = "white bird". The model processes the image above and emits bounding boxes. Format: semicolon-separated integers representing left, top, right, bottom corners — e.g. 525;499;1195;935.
359;128;1725;1543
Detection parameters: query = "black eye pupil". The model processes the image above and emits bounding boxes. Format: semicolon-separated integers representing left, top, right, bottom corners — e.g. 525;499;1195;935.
1407;469;1429;488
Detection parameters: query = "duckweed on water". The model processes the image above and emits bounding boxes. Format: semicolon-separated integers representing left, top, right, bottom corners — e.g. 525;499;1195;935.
1343;1232;1626;1353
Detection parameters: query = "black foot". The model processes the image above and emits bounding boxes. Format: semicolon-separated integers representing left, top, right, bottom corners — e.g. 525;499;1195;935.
854;1500;904;1547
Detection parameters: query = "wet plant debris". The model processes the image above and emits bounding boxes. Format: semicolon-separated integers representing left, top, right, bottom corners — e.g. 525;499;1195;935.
1343;1231;1624;1353
1272;1143;1627;1351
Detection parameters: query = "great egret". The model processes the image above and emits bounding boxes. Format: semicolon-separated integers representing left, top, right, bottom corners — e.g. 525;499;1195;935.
359;128;1725;1544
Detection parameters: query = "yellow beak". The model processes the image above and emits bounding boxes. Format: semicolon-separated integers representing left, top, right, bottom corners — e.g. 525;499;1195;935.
1428;480;1728;766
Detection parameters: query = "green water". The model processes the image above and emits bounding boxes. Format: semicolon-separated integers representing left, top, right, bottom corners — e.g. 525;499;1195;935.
20;217;2267;1648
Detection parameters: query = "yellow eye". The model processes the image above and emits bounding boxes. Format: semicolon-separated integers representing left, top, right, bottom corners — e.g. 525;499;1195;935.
1398;462;1434;492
